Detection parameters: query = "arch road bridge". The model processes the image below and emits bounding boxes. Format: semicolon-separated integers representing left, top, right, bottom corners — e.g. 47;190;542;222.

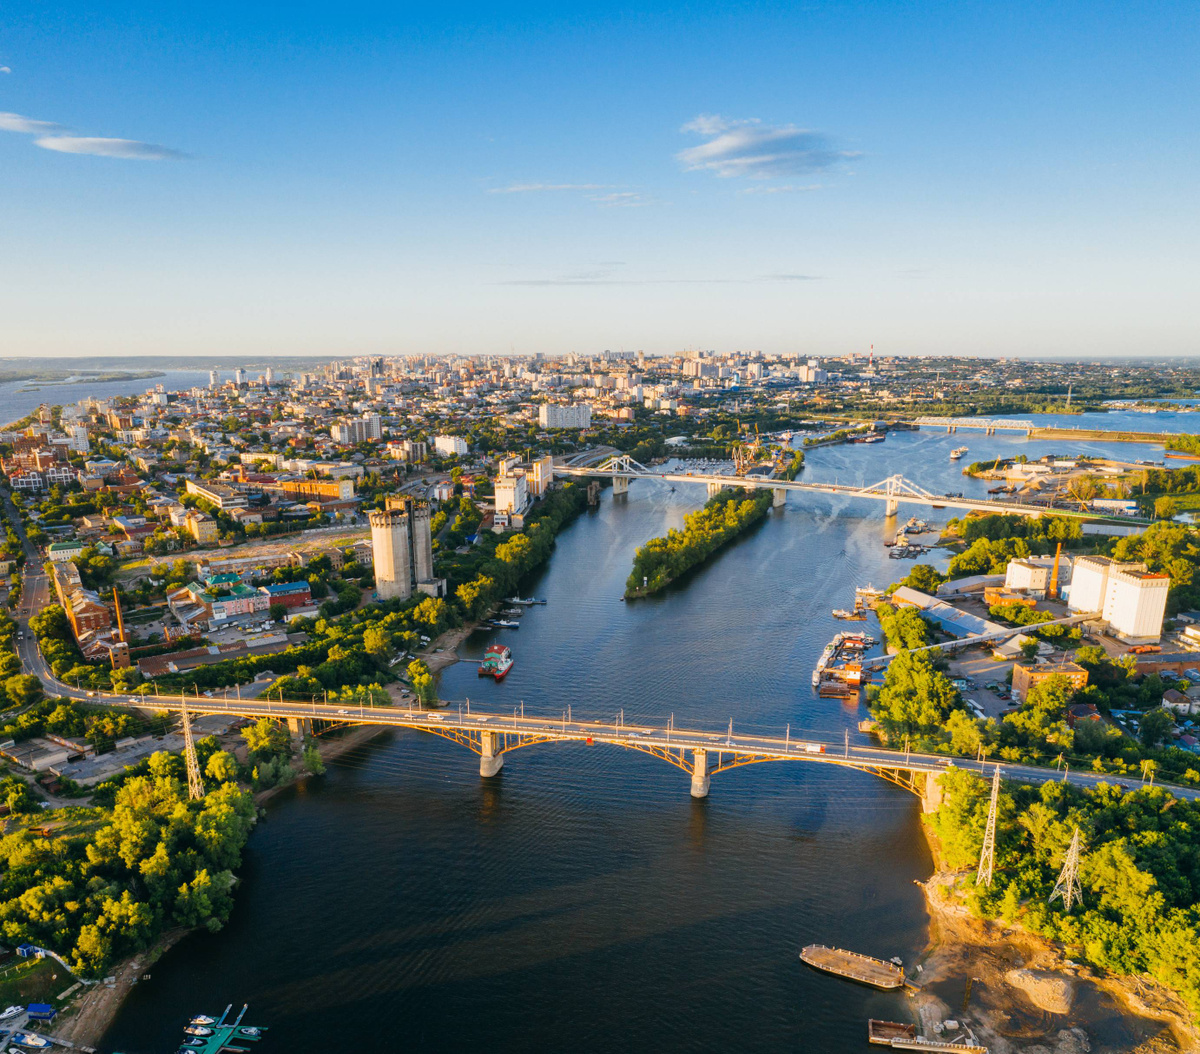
82;687;1200;806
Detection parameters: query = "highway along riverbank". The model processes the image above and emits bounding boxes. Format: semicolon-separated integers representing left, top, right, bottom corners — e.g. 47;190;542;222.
101;429;1187;1054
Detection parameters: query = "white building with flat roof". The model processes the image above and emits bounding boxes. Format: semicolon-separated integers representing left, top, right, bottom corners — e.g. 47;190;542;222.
495;472;528;516
1069;555;1168;643
1005;558;1051;596
1104;567;1170;643
434;435;468;457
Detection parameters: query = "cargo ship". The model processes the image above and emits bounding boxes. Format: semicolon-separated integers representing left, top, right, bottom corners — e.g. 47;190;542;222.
478;644;514;680
949;446;968;460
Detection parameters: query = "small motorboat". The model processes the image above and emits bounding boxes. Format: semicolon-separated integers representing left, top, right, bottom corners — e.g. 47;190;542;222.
190;1016;216;1026
11;1033;52;1049
0;1007;22;1021
184;1026;213;1036
239;1027;264;1036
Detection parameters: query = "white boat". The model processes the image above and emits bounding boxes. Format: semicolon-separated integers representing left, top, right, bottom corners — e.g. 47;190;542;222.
0;1008;22;1021
183;1026;213;1036
949;446;968;460
492;619;519;628
190;1016;216;1026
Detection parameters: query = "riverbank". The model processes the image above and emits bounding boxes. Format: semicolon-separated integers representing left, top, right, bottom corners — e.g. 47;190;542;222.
58;724;394;1050
52;927;189;1050
915;821;1198;1053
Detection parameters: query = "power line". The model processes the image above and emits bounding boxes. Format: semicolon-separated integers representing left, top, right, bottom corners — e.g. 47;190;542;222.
1049;826;1083;913
977;766;1001;887
181;698;205;802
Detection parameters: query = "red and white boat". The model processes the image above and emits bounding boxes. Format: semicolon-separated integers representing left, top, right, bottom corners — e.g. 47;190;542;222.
478;644;514;680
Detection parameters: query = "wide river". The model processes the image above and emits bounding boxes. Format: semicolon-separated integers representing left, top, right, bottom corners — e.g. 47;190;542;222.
104;426;1174;1053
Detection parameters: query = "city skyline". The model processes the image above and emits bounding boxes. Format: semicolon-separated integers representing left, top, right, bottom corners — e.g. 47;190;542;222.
1;1;1197;358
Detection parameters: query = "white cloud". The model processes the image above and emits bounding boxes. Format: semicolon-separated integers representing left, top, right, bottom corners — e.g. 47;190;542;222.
0;110;184;160
677;114;857;179
34;136;186;160
0;67;11;74
589;191;646;208
0;111;62;134
488;183;610;194
739;183;824;195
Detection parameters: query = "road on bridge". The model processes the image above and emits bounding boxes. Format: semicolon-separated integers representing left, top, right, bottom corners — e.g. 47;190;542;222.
14;635;1197;802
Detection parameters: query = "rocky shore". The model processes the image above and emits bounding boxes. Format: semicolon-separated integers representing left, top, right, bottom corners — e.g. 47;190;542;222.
914;858;1198;1053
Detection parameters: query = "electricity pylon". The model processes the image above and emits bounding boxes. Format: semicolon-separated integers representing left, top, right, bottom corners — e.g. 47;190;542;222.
1049;826;1083;912
181;700;205;802
976;766;1001;887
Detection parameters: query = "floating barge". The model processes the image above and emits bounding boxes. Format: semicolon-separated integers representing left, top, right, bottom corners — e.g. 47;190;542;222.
869;1020;986;1053
800;944;904;989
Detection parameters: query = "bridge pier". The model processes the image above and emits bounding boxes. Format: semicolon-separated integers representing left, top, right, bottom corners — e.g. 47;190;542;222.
772;487;786;508
921;771;944;814
612;475;629;496
286;717;312;739
706;481;724;499
885;497;898;516
480;730;504;778
690;748;711;799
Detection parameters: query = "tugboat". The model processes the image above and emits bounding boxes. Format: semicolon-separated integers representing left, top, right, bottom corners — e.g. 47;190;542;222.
478;644;515;680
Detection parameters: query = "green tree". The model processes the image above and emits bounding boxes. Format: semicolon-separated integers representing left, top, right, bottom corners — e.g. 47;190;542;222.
1155;496;1178;520
4;674;43;708
363;625;391;663
1140;708;1174;748
901;564;946;593
242;717;289;759
407;659;437;707
204;750;240;783
868;650;960;743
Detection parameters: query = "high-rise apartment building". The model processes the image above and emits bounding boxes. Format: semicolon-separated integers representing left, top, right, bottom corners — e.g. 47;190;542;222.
537;403;592;429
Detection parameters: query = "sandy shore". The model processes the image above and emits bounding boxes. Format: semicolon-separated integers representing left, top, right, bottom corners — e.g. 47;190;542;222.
914;865;1198;1054
52;928;189;1051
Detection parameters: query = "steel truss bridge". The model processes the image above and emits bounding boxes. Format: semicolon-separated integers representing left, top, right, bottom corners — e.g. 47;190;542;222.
557;455;1097;519
912;416;1036;434
81;688;1200;803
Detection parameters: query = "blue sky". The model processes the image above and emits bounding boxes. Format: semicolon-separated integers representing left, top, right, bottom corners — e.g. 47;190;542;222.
1;1;1197;358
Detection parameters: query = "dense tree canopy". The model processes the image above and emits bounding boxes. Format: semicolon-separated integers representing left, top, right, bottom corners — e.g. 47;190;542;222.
626;488;772;597
928;770;1200;1014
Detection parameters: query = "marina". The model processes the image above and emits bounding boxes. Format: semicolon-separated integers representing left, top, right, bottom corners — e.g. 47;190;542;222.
799;944;905;989
810;631;876;690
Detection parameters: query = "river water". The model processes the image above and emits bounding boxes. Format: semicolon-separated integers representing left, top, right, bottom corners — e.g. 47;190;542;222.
102;426;1168;1053
0;370;218;428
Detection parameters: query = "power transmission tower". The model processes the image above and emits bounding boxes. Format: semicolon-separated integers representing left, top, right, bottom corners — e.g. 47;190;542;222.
1049;826;1083;913
976;766;1001;887
181;700;205;802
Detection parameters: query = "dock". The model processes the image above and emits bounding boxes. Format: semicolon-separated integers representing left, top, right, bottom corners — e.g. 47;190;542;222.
177;1004;267;1054
800;944;904;989
869;1021;987;1052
